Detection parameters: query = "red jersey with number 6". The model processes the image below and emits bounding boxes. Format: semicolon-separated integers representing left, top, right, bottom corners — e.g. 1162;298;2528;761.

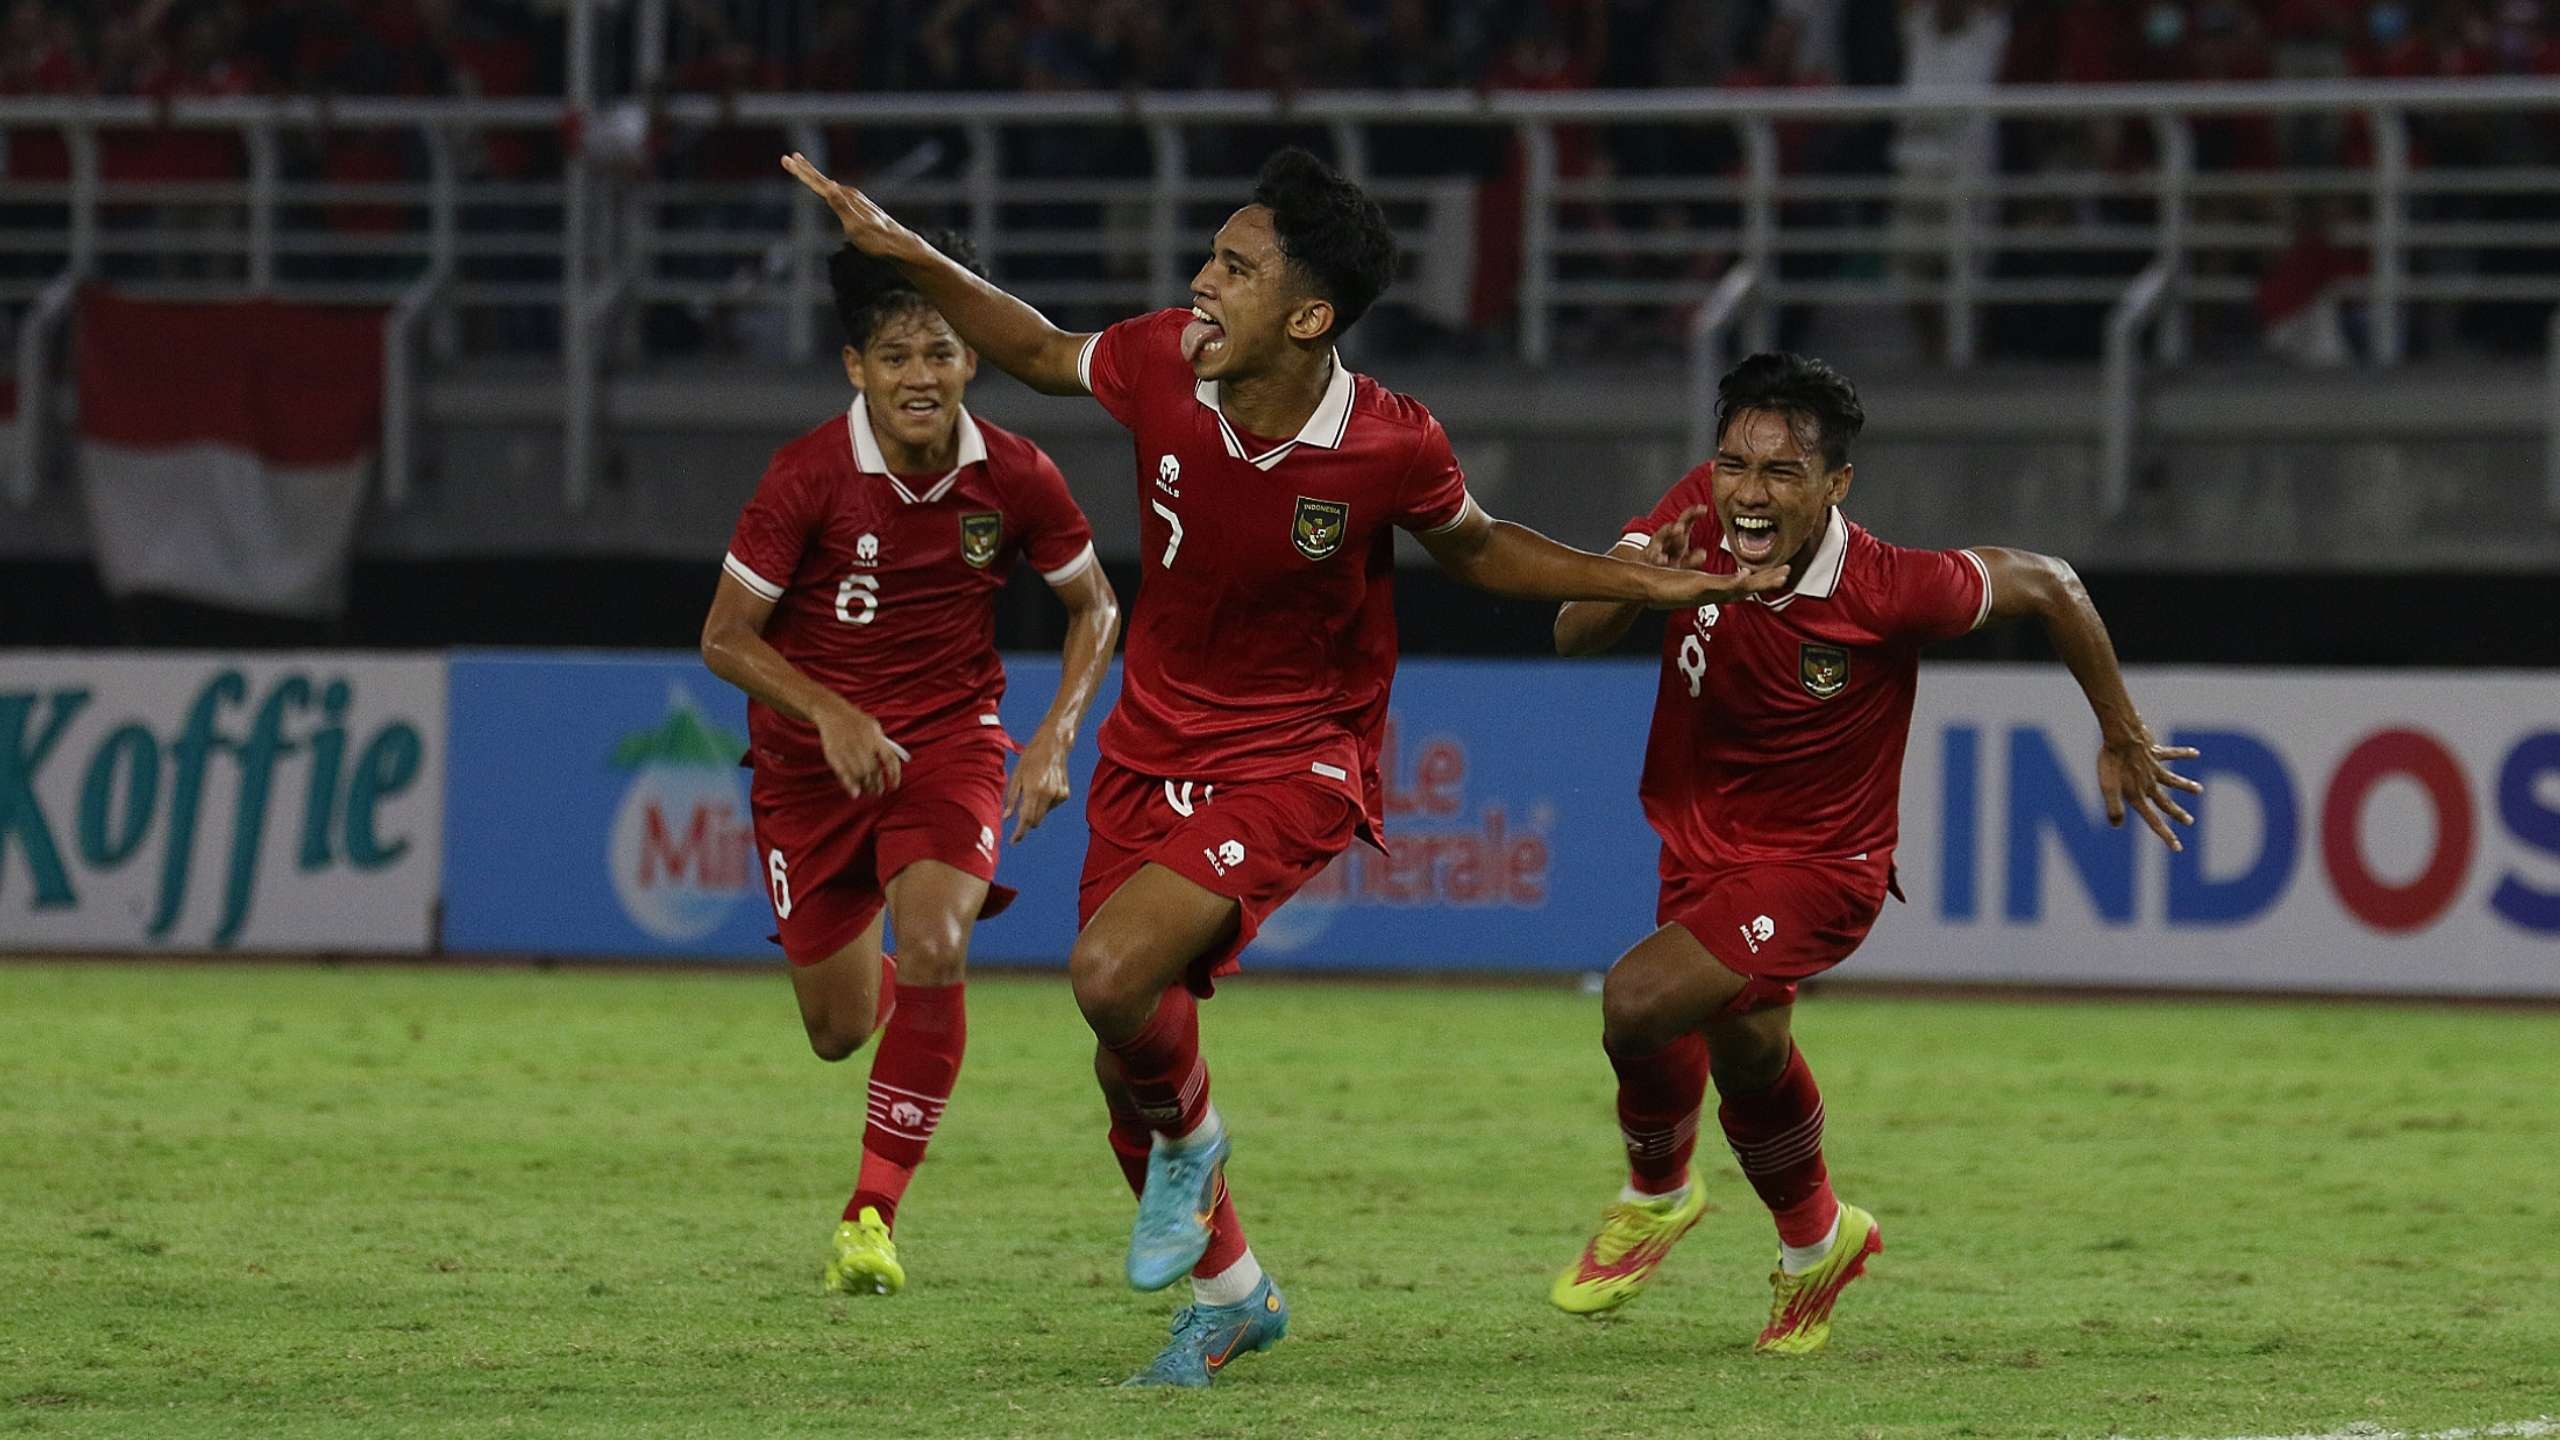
723;402;1098;787
1622;465;1992;870
1077;308;1475;832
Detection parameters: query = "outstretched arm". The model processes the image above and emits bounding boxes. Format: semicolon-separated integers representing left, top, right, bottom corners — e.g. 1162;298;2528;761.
1553;506;1722;655
782;152;1092;396
1973;547;2202;851
1003;563;1121;841
1420;503;1785;612
700;576;907;797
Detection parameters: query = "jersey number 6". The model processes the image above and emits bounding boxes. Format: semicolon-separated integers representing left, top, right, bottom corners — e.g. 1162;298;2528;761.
835;573;880;625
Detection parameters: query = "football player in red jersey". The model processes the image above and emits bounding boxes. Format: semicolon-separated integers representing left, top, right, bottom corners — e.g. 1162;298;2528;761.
782;146;1781;1384
1546;352;2202;1353
700;232;1121;1299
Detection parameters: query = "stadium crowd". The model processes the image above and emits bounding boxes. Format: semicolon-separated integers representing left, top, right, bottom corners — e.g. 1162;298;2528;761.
7;0;2560;359
8;1;2551;106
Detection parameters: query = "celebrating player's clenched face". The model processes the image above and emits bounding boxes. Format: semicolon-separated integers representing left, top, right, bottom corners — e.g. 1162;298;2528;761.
846;308;978;462
1713;407;1852;577
1179;205;1329;381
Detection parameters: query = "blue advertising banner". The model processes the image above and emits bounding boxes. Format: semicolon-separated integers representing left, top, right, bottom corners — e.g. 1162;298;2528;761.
443;653;770;957
440;651;1668;967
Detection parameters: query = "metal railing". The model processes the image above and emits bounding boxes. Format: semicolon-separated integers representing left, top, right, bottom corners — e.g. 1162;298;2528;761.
10;80;2560;519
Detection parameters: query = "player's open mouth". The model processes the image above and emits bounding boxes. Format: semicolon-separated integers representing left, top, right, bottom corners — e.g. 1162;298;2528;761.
897;397;941;418
1181;305;1226;363
1729;513;1781;564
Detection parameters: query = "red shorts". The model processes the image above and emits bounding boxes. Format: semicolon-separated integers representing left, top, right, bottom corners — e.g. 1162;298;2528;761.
1656;849;1897;1015
749;737;1018;967
1078;758;1362;997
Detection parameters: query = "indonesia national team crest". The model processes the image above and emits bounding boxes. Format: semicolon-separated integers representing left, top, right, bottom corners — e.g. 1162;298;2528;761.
959;511;1003;569
1799;643;1849;700
1292;497;1349;560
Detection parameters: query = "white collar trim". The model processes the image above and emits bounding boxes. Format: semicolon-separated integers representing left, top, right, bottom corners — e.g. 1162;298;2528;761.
847;398;987;504
1192;353;1354;472
1725;506;1849;608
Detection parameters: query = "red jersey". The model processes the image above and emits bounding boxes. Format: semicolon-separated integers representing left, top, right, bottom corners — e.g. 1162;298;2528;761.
724;402;1097;785
1624;468;1990;869
1077;308;1475;832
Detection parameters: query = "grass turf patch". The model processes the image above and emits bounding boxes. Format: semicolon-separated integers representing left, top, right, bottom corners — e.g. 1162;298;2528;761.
1;962;2553;1439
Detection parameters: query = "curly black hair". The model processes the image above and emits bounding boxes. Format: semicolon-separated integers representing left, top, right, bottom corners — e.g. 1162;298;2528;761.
1250;147;1396;339
830;229;983;351
1714;352;1866;470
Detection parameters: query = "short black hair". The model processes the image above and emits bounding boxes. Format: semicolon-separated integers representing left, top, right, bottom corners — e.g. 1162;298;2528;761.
1715;352;1865;469
830;229;982;351
1250;147;1396;338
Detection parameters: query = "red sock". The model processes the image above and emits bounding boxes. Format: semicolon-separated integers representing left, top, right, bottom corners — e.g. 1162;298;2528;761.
848;979;964;1230
1610;1030;1708;1195
1106;1085;1247;1279
1101;986;1212;1138
1105;1098;1151;1196
1717;1044;1838;1247
1194;1183;1249;1279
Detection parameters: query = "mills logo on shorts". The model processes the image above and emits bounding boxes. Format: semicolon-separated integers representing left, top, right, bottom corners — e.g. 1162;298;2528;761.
1739;914;1776;954
1291;497;1349;561
1799;643;1850;701
959;511;1004;569
1204;839;1247;876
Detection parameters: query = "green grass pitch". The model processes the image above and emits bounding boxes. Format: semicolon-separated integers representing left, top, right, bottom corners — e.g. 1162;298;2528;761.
2;962;2555;1439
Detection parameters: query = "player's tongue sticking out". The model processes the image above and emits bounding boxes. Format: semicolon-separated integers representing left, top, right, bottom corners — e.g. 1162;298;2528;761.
1181;307;1225;364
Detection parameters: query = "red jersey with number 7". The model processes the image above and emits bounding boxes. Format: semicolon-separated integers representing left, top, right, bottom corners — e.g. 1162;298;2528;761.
1622;465;1991;870
1077;308;1477;834
723;402;1097;787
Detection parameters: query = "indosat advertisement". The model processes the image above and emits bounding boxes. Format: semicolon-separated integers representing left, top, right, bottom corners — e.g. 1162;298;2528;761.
1876;666;2559;995
0;654;444;952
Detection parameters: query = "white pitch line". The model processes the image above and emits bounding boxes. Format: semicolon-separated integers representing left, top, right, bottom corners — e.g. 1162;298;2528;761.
2123;1419;2558;1440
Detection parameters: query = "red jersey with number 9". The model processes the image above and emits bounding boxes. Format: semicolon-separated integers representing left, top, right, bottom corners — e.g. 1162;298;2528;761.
1622;464;1992;870
723;402;1097;787
1078;308;1475;833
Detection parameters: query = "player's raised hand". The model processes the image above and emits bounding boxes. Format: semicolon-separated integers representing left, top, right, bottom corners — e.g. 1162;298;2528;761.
815;700;905;798
1643;505;1719;571
2097;726;2202;851
780;152;915;259
1002;728;1074;842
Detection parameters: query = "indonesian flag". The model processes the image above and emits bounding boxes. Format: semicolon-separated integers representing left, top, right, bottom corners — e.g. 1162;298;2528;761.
77;289;384;618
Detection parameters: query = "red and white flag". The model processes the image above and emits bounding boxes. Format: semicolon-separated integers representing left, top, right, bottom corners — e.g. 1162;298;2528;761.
77;290;384;618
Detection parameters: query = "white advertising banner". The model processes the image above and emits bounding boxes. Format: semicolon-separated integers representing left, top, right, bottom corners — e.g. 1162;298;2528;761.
1879;665;2560;995
0;654;444;953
